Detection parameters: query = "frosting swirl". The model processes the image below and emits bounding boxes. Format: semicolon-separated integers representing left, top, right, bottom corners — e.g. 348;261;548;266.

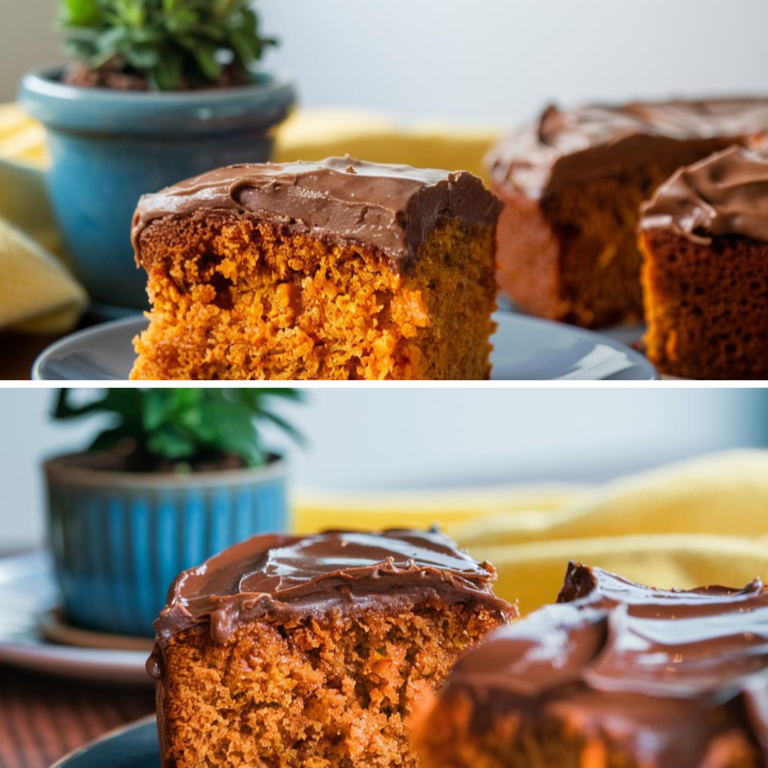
153;529;514;651
442;563;768;766
639;145;768;244
487;99;768;198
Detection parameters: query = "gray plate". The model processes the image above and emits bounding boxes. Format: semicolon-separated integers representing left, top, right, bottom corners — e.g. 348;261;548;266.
51;717;158;768
33;313;658;381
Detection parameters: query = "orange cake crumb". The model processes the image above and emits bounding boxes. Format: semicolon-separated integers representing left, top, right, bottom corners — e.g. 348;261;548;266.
159;602;506;768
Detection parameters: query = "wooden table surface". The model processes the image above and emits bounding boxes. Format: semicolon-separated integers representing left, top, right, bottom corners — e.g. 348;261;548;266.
0;551;155;768
0;665;154;768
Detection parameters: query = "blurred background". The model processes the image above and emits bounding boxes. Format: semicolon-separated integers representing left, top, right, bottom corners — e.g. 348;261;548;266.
2;387;768;553
3;0;767;119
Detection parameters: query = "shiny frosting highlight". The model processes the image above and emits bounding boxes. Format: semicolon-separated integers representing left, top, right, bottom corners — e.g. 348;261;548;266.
639;145;768;244
153;529;513;651
487;99;768;198
132;157;502;269
445;562;768;766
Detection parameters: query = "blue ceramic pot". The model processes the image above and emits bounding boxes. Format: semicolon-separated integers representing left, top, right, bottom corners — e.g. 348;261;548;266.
19;66;296;311
44;451;290;638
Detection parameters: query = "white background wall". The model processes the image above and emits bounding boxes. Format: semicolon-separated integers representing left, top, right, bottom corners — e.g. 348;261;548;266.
1;388;766;552
1;7;767;548
2;1;767;121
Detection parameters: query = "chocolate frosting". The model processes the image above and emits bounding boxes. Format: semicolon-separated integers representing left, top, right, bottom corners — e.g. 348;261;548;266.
444;563;768;766
152;529;513;664
132;157;502;270
639;145;768;244
487;99;768;199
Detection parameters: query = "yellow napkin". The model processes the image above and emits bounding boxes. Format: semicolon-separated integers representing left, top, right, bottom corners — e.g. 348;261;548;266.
0;103;502;334
0;214;87;333
274;109;503;183
0;104;48;166
294;484;588;535
294;450;768;614
0;105;86;333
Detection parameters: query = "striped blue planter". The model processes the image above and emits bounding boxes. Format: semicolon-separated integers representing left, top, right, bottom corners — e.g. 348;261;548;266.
44;452;290;638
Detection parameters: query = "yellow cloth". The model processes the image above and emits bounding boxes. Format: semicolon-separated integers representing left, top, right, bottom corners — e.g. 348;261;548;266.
0;217;87;333
0;103;502;334
0;104;48;166
274;109;503;183
3;105;502;182
0;105;87;332
294;450;768;614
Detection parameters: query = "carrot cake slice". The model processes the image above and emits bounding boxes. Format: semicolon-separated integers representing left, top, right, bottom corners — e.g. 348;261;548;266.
130;158;502;380
638;145;768;380
486;99;768;327
413;562;768;768
149;529;515;768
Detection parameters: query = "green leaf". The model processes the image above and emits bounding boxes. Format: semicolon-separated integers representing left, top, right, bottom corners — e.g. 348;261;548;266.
58;0;276;88
53;388;72;419
152;48;184;90
95;26;130;55
192;41;221;80
128;27;166;44
182;22;226;41
60;0;101;27
88;426;129;454
122;42;162;69
51;386;302;472
147;425;197;459
142;389;170;431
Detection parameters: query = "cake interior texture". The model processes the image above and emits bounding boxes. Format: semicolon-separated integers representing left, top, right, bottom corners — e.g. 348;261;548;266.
412;562;768;768
637;145;768;380
640;229;768;379
158;600;503;768
131;212;496;380
494;141;730;328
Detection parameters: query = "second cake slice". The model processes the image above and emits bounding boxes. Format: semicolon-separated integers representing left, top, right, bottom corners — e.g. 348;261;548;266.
131;158;501;380
413;562;768;768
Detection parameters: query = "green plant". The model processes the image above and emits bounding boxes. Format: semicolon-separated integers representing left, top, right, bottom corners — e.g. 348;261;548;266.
58;0;276;90
53;388;303;472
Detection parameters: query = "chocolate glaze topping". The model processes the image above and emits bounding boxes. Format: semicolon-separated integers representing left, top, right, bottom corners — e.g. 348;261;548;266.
445;562;768;766
132;157;501;270
639;146;768;244
150;529;513;676
487;99;768;199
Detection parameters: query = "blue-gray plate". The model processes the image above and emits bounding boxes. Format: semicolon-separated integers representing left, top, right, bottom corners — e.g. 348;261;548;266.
33;313;657;381
0;552;152;685
52;717;158;768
